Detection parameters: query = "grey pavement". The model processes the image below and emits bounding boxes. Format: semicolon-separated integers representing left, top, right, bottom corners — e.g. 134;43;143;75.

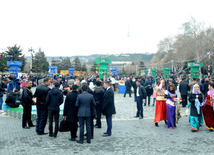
0;88;214;154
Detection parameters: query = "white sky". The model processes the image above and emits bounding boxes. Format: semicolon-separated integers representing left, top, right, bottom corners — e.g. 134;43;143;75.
0;0;214;57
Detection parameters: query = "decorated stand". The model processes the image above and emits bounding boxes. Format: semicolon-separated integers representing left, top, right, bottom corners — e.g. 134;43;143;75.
96;58;111;80
144;70;148;76
49;66;58;75
187;62;203;81
151;69;157;77
7;61;22;77
163;67;171;78
68;68;75;75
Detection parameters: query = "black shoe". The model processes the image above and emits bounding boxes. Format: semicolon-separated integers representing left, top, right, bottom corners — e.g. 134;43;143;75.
29;125;36;127
103;134;111;137
209;129;213;132
84;133;87;136
191;129;197;132
139;117;143;119
87;141;91;144
200;124;202;127
164;120;168;125
103;132;107;134
38;132;48;135
76;140;83;144
144;104;146;106
69;138;76;141
49;134;53;137
134;116;139;118
152;104;154;106
53;134;57;138
23;126;30;129
95;126;101;129
155;123;159;127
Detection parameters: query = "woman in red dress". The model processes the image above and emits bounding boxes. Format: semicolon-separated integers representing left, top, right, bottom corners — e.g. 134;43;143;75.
202;83;214;131
154;80;167;127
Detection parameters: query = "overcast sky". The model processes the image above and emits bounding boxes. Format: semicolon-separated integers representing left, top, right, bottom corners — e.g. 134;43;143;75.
0;0;214;57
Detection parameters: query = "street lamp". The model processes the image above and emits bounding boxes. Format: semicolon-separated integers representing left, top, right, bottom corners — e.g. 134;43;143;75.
28;47;35;74
206;49;213;76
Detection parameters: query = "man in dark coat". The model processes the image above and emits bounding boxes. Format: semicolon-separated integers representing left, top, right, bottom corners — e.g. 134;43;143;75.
94;81;104;128
179;77;189;107
102;81;116;137
134;80;147;119
22;80;35;129
46;81;63;137
0;79;7;111
34;78;51;135
124;77;132;97
145;85;153;106
75;85;96;144
63;85;79;141
5;90;19;108
203;78;209;97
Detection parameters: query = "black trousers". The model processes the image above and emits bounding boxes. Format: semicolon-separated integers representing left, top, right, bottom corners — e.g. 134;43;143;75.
145;95;151;105
124;88;131;97
22;105;33;128
36;104;48;134
136;96;143;117
181;95;187;107
78;117;91;142
91;116;94;137
48;111;59;135
95;106;102;127
112;84;115;91
69;122;78;138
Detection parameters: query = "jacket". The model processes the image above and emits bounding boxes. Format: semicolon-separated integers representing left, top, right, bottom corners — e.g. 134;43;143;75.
46;87;63;111
34;84;50;106
125;80;132;89
137;85;147;99
93;87;104;107
203;81;209;96
5;92;19;108
102;87;116;115
179;81;189;95
0;81;6;97
15;79;21;90
146;87;153;96
22;87;34;106
63;91;79;122
188;93;203;117
145;80;152;87
7;80;14;93
75;91;96;117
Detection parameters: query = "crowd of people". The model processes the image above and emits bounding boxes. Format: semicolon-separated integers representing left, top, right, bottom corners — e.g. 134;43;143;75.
1;73;214;145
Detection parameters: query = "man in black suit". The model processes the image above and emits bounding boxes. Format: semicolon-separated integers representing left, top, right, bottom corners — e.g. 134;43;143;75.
63;85;79;141
34;78;51;135
203;78;209;97
102;81;116;137
124;77;132;97
22;80;35;129
134;80;147;119
75;85;96;144
179;77;189;107
94;81;104;128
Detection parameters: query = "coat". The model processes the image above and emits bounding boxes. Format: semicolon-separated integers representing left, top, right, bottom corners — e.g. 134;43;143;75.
146;87;153;96
14;79;21;90
75;91;96;117
179;81;189;95
93;87;104;107
125;80;132;90
102;87;116;116
203;81;209;96
7;80;14;93
46;87;63;111
22;87;34;106
5;92;19;108
63;91;79;122
34;84;50;106
138;85;147;99
0;81;6;97
189;93;203;117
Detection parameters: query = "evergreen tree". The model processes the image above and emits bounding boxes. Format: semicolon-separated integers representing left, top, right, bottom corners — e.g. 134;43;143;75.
74;57;82;71
5;44;26;71
0;52;9;74
32;48;49;73
82;62;87;71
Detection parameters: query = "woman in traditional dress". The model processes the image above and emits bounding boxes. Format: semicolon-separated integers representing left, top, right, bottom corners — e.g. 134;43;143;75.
154;80;167;127
202;83;214;132
164;84;177;129
188;84;203;132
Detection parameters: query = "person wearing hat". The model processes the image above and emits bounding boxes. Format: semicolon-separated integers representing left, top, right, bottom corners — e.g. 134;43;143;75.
65;79;75;94
94;81;105;128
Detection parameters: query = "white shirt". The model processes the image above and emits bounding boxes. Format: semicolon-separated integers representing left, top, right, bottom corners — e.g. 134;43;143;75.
111;78;116;84
107;87;110;91
136;86;140;97
165;90;176;106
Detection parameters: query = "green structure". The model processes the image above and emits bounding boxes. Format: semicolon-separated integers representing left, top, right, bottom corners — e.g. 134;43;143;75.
187;62;203;80
163;67;171;78
144;70;148;76
96;58;111;79
151;69;157;77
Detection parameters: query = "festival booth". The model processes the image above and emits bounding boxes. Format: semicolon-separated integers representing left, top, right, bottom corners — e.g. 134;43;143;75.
73;71;87;76
144;70;148;76
96;58;111;80
163;67;171;78
151;69;157;77
7;61;22;77
49;66;57;75
68;68;75;75
187;62;203;81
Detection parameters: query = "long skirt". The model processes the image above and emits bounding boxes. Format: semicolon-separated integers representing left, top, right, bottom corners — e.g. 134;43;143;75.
166;104;176;129
154;100;167;123
188;102;203;124
202;105;214;130
189;116;200;131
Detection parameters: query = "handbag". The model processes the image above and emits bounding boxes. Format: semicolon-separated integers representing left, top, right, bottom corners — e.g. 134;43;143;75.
59;119;70;132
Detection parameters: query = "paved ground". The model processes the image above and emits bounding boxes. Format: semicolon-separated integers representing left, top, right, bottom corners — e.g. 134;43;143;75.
0;88;214;155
